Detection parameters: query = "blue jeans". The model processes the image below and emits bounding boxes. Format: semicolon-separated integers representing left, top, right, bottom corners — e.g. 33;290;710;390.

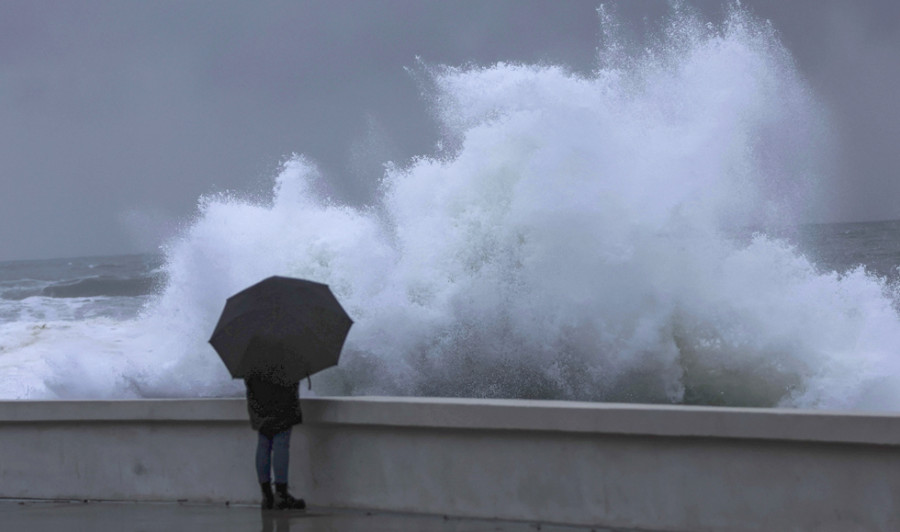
255;429;291;484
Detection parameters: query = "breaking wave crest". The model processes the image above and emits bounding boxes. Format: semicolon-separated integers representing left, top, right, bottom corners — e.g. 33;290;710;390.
4;5;900;410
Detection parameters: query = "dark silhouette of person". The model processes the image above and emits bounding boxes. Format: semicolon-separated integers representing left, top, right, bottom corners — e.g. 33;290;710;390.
244;342;307;510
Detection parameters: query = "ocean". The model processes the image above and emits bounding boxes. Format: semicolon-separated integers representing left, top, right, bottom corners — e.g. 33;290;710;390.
0;218;895;406
2;6;899;410
3;220;899;406
0;254;164;323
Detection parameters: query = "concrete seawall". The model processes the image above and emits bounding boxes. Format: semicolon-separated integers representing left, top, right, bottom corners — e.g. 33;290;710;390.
1;397;898;531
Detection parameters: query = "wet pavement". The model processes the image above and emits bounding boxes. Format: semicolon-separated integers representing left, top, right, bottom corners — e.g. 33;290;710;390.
0;500;622;532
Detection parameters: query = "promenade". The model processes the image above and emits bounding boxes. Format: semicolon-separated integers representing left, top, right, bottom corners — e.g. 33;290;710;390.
3;397;897;531
1;500;611;532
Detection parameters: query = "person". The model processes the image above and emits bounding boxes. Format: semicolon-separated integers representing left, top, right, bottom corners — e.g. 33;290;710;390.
244;352;307;511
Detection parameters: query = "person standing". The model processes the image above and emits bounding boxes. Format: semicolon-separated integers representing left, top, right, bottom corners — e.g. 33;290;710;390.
245;368;307;511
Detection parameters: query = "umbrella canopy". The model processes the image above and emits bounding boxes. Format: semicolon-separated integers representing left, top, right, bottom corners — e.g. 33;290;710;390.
209;276;353;383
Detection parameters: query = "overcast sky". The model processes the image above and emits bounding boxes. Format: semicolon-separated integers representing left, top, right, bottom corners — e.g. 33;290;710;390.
2;0;899;261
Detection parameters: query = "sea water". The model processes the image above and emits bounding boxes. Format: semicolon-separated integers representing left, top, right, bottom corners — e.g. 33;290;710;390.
2;6;899;410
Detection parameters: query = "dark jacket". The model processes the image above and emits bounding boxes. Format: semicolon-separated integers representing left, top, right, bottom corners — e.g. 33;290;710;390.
244;377;302;437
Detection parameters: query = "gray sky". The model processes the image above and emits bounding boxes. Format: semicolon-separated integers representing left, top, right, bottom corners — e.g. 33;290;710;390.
1;0;898;261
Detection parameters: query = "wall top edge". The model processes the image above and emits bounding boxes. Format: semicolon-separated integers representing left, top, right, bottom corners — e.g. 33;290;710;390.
0;396;898;446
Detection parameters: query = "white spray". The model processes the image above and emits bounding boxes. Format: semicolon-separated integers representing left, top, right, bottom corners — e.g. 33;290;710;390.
3;6;899;410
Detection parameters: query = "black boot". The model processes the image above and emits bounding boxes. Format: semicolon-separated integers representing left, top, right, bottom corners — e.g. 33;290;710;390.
274;483;306;510
260;481;274;510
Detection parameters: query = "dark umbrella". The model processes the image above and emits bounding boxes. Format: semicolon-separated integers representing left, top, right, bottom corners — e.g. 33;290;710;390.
209;276;353;384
